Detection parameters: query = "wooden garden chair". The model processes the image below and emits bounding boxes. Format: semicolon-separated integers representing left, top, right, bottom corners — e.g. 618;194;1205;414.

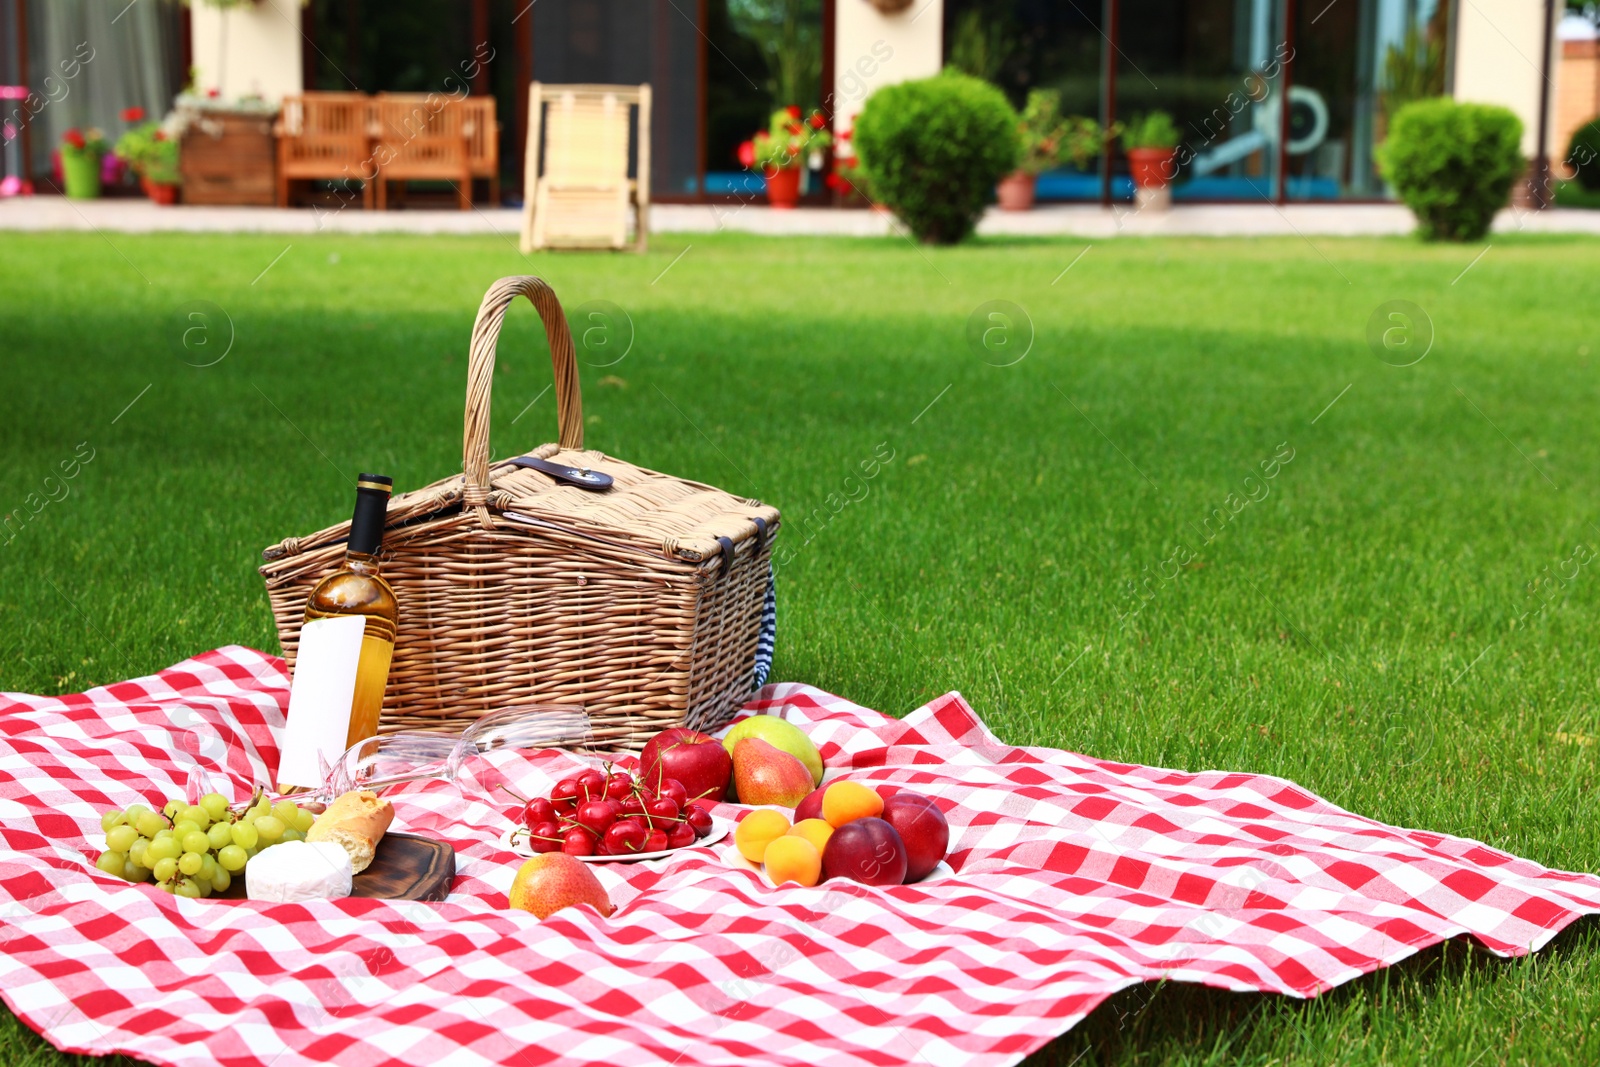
275;92;374;209
373;93;473;211
520;83;651;252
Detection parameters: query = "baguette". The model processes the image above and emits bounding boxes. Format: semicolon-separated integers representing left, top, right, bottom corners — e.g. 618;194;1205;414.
307;790;393;874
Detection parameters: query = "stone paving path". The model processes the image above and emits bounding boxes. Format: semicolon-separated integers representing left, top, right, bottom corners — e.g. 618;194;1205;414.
3;196;1596;238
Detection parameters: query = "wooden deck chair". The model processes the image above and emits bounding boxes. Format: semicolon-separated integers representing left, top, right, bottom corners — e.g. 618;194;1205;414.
520;83;651;252
373;93;473;211
275;92;374;209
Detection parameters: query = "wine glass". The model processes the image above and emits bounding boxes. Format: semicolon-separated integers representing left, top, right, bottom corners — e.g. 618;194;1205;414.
274;704;593;805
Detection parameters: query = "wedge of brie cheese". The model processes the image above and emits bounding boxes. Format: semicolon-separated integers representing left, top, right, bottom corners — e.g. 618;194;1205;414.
246;840;354;903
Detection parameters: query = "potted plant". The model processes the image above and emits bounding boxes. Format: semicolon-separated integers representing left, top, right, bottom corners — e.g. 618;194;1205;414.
115;108;182;205
58;127;108;199
1121;110;1181;203
825;128;874;206
739;106;832;209
997;90;1110;211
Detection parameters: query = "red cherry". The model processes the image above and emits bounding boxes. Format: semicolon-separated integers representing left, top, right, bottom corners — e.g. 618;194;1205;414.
619;794;646;820
605;772;635;801
685;804;714;838
666;822;696;849
550;779;582;808
605;818;648;854
562;826;596;856
656;778;689;811
643;829;669;853
528;820;563;853
575;799;618;835
575;768;607;801
645;796;679;827
522;797;557;827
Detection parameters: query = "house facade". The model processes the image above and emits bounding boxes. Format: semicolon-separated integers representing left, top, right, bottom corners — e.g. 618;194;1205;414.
1;0;1563;206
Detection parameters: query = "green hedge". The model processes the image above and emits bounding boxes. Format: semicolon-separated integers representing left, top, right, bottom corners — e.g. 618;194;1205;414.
1378;98;1524;241
852;72;1019;245
1566;118;1600;192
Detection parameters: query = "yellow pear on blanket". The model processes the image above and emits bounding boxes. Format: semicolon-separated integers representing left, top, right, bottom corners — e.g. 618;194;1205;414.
732;738;814;808
722;716;823;786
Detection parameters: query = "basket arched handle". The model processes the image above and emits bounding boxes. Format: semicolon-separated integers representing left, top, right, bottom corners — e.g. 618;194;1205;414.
463;276;584;502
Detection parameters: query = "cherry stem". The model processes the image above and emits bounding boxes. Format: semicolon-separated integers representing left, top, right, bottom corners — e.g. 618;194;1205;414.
498;783;532;805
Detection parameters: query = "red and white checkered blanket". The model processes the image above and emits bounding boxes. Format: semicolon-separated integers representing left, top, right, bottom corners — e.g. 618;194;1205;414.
2;647;1598;1067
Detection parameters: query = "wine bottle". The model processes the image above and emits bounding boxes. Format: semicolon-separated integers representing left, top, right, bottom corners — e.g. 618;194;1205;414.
302;473;398;752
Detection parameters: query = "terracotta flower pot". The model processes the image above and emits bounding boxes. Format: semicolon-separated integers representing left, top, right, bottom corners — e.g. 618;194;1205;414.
996;171;1037;211
61;151;101;200
141;176;179;205
1127;147;1178;189
763;165;802;209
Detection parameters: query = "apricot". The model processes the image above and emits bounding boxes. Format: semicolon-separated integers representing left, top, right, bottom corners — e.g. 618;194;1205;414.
763;835;821;887
821;781;884;828
734;809;791;863
787;818;834;853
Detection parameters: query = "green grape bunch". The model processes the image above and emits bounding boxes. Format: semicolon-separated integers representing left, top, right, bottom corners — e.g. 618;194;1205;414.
95;791;316;899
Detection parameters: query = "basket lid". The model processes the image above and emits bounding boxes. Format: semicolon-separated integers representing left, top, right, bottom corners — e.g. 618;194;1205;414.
262;275;779;568
261;449;777;567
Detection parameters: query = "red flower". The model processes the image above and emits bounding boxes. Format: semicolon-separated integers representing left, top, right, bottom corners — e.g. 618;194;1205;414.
808;111;826;130
785;122;802;135
206;87;220;98
824;173;843;191
120;106;145;123
153;130;167;142
62;128;86;150
839;129;853;142
785;105;801;120
736;139;755;168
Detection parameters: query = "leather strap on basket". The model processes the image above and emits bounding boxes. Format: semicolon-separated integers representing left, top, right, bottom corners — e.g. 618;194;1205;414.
463;276;584;523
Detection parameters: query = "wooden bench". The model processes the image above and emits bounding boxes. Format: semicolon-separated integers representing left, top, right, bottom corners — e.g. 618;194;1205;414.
275;93;374;209
373;94;491;211
274;91;499;210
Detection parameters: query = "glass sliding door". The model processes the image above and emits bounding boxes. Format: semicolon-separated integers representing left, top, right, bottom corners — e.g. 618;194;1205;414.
1289;0;1448;199
704;0;827;197
1116;0;1284;200
532;0;702;198
943;0;1108;201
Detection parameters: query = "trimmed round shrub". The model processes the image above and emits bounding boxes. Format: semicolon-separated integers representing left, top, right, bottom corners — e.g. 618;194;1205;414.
1566;118;1600;192
852;72;1019;245
1377;98;1524;241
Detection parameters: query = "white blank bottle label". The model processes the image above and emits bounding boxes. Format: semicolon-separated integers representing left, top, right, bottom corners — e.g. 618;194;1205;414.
278;614;366;788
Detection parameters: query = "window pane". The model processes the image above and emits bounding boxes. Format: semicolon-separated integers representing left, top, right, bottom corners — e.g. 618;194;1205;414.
1118;0;1284;201
944;0;1108;202
533;0;701;197
1291;0;1448;199
705;0;827;198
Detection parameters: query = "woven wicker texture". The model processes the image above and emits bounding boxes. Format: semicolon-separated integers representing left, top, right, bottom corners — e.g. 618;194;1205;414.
261;276;778;748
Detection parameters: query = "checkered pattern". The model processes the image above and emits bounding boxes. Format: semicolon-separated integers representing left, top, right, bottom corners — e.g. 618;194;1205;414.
2;647;1597;1067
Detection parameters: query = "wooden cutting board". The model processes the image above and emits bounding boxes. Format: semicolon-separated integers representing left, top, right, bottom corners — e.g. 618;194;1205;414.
220;834;454;902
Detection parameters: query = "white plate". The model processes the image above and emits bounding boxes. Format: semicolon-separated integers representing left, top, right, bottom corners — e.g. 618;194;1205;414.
499;817;730;862
721;842;956;889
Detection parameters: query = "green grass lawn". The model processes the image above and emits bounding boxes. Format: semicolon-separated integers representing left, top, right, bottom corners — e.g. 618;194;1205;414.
3;229;1600;1065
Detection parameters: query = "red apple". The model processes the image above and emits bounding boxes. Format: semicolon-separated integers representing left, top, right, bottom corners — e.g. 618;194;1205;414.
640;727;733;802
880;792;948;882
821;817;907;886
795;784;828;823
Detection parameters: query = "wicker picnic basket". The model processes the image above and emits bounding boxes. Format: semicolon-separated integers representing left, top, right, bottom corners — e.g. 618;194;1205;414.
260;275;779;749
